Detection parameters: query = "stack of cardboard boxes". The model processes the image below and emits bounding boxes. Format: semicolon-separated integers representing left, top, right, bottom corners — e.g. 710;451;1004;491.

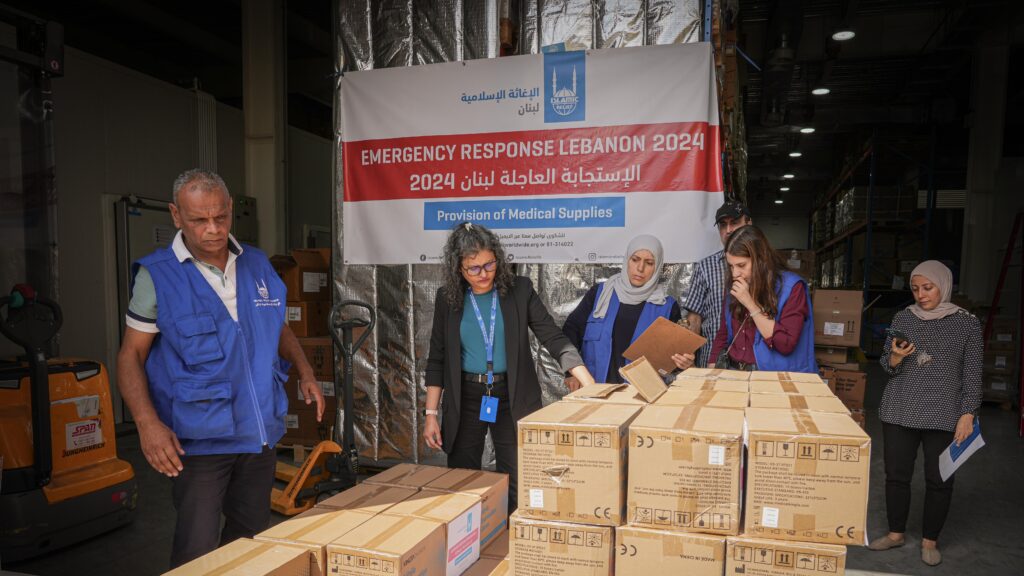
983;316;1019;404
272;248;337;446
812;289;868;426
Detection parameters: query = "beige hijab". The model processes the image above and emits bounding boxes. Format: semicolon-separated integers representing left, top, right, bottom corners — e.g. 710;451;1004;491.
908;260;963;321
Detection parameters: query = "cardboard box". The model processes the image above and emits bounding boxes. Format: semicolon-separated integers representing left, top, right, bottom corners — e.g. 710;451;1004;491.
285;374;337;415
671;378;749;393
748;381;835;397
627;405;744;535
272;248;331;301
813;290;862;347
166;538;315;576
726;536;847;575
815;346;851;365
509;512;614;576
749;393;851;414
385;491;483;576
464;558;509;576
424;468;509;549
315;483;417;515
830;370;867;410
988;317;1017;351
615;527;725;576
622;317;707;375
653;388;748;409
326;514;446;576
563;384;650;405
983;351;1018;375
255;508;373;573
818;367;836;390
849;409;866;429
286;300;330;337
363;463;452;489
280;408;335;447
294;337;337;380
778;249;816;282
748;371;825;385
480;530;508;559
517;401;642;526
677;367;751;381
745;408;871;546
617;357;668;403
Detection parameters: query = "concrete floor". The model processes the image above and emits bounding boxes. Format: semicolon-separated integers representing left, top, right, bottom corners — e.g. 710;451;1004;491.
5;365;1023;576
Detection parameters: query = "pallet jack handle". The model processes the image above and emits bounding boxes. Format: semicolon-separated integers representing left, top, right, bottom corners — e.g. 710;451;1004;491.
0;285;63;488
328;300;375;477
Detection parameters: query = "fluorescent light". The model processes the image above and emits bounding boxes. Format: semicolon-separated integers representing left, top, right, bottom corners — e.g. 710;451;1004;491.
800;127;816;134
789;151;802;158
774;199;784;204
832;30;856;41
812;87;830;96
780;187;790;191
783;174;795;179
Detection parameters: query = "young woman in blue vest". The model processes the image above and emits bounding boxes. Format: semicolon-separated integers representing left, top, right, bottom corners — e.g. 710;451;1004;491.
422;222;596;514
708;225;817;372
562;234;693;384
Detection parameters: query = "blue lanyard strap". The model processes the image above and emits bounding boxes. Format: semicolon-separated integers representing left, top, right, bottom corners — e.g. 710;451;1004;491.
468;288;498;393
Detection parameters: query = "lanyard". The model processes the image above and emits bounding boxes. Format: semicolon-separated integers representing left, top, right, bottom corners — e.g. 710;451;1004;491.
468;288;497;394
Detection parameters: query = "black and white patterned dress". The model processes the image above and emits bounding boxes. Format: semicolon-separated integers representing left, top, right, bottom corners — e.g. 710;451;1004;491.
878;308;983;432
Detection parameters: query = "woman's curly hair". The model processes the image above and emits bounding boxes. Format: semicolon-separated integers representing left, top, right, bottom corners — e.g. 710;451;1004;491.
441;222;514;308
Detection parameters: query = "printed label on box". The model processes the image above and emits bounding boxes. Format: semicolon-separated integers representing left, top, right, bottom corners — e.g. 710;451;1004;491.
992;381;1007;391
529;489;544;508
761;507;779;528
285;414;299;429
303;272;321;292
997;333;1012;342
823;322;845;336
287;306;302;321
709;444;726;466
995;356;1007;368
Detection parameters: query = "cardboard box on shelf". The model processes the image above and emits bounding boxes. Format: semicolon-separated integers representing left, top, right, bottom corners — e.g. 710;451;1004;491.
817;366;836;389
165;538;315;576
363;463;452;490
464;558;509;576
509;512;614;576
627;405;745;535
653;388;748;409
326;514;446;576
272;248;331;302
748;380;835;397
988;317;1017;351
284;374;337;415
280;409;334;447
385;491;483;576
315;483;417;515
671;378;749;393
286;300;330;337
517;401;642;526
294;337;336;380
563;384;649;405
423;468;509;549
615;527;725;576
745;408;870;546
830;370;867;410
726;536;847;576
255;508;373;573
480;529;509;559
748;371;826;385
676;368;751;381
749;393;851;414
813;290;862;347
983;351;1018;376
778;249;816;282
815;346;851;366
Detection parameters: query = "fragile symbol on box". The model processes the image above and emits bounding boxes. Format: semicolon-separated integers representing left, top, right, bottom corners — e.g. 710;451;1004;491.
533;527;548;542
541;430;555;444
776;442;795;458
755;548;772;564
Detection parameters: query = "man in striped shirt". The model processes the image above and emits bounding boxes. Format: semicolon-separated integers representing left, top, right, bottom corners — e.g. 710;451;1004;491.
683;200;753;367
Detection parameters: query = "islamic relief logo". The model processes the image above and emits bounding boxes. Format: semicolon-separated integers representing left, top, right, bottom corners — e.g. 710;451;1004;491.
544;51;586;123
256;279;270;299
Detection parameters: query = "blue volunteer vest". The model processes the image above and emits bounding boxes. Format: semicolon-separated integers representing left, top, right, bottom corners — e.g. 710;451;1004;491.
725;271;818;373
134;246;289;455
582;283;676;381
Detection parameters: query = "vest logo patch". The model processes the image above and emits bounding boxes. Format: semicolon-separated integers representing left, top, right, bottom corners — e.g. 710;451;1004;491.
254;279;281;308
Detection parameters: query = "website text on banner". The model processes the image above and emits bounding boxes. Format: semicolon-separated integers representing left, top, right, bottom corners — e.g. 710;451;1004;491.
340;43;724;265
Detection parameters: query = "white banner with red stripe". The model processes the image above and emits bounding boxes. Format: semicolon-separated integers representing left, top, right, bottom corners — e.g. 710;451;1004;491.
340;43;724;264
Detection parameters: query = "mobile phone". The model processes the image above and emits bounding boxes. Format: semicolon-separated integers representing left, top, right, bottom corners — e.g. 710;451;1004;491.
886;327;911;344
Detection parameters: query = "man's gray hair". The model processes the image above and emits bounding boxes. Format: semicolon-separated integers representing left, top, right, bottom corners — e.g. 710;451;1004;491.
172;169;230;205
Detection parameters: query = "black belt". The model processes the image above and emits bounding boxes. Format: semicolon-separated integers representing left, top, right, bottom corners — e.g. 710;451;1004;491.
462;371;506;384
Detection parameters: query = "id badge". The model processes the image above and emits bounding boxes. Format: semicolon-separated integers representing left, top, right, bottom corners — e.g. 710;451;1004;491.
479;395;499;423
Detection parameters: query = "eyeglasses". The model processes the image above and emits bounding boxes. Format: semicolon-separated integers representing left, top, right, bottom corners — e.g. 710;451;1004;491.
463;260;497;276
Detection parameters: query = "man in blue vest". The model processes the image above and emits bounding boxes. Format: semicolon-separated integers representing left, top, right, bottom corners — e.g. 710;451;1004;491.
116;169;325;568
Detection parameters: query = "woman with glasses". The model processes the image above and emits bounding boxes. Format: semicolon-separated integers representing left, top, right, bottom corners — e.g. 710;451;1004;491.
562;234;692;385
707;225;817;372
423;222;596;513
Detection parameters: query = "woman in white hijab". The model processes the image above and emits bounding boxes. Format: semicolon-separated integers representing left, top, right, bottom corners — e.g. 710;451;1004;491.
562;234;693;384
868;260;983;567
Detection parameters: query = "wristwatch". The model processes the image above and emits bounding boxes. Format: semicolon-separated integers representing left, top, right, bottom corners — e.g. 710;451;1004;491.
424;408;439;416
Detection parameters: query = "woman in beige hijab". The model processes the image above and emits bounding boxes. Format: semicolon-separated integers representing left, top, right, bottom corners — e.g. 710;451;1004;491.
868;260;983;567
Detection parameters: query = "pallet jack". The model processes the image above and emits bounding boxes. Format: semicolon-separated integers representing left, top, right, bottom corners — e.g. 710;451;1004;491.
0;285;137;562
271;300;375;515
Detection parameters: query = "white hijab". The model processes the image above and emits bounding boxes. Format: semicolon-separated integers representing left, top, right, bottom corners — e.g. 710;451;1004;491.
908;260;963;321
591;234;668;318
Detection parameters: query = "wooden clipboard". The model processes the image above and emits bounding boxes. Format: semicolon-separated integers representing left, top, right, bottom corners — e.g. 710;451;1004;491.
622;316;708;375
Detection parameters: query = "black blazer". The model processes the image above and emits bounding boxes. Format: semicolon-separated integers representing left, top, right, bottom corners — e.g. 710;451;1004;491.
425;276;584;454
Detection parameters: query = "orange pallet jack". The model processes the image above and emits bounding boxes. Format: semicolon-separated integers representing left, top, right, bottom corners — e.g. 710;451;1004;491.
0;285;137;562
271;300;375;515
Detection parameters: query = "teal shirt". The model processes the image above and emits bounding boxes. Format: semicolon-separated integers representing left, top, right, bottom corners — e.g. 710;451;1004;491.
460;289;507;374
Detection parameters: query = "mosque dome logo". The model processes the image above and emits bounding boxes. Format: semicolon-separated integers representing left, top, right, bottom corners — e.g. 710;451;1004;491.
550;66;579;116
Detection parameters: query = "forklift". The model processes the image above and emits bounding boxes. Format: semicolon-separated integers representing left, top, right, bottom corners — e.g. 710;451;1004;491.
271;300;375;515
0;285;137;562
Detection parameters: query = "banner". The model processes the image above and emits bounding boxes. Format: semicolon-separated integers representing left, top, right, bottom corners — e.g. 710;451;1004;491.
340;43;723;264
